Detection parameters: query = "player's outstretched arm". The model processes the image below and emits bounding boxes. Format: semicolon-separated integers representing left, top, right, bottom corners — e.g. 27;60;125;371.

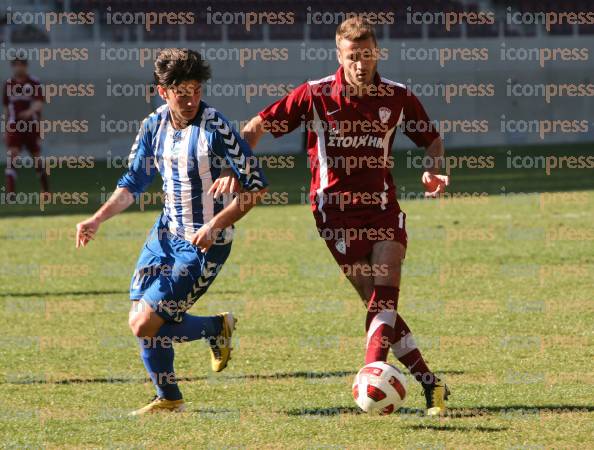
422;136;450;198
192;188;268;252
241;115;267;149
75;187;135;248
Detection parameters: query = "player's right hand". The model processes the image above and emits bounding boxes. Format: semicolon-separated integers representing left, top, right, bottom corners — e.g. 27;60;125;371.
208;168;240;198
75;217;100;248
422;172;450;198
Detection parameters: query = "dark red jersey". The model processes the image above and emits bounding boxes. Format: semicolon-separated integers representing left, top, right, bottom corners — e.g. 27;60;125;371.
259;67;439;221
3;75;43;126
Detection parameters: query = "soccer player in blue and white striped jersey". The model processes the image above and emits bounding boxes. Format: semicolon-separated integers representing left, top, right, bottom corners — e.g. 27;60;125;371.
75;48;268;415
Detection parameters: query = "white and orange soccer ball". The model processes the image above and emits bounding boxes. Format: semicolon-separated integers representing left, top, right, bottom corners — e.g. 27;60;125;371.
352;361;407;415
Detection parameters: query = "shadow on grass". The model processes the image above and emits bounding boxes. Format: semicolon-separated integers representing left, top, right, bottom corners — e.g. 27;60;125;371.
188;408;241;416
3;369;466;385
405;424;508;432
2;370;358;385
287;406;364;416
442;405;594;417
287;404;594;417
0;289;129;298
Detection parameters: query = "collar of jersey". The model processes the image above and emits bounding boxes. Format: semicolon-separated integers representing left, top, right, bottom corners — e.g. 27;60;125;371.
165;101;206;130
334;66;382;104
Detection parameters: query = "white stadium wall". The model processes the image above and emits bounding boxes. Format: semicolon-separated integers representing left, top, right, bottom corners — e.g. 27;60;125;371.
1;36;593;158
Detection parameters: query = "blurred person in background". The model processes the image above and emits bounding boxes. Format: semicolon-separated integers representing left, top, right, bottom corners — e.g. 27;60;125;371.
3;53;48;199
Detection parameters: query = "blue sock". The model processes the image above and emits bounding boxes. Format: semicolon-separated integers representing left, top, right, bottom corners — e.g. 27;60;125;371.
137;314;222;400
156;313;223;342
138;337;182;400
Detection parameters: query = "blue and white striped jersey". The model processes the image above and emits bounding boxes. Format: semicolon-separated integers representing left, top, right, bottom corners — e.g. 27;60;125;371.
117;101;267;243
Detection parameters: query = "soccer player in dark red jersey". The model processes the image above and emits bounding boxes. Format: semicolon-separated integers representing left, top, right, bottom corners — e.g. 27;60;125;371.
213;17;451;415
3;54;48;197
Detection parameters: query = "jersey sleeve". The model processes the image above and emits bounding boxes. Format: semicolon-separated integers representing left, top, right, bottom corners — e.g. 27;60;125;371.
402;91;440;148
258;82;311;138
116;118;158;197
209;112;268;192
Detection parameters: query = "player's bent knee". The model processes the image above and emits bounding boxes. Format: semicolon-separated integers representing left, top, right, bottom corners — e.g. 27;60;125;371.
128;300;163;338
129;315;153;338
361;280;374;303
128;311;154;338
128;314;142;336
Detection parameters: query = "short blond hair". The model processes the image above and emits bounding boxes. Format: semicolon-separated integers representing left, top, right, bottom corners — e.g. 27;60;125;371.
335;17;377;46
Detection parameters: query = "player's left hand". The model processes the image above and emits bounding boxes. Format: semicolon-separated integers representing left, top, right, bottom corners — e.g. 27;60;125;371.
191;223;217;253
208;169;240;198
75;216;100;248
422;171;450;198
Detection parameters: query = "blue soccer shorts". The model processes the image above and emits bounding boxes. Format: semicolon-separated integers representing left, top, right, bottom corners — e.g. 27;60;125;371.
129;215;232;322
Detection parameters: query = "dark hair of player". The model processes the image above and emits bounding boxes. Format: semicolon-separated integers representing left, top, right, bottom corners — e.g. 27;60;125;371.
153;48;211;88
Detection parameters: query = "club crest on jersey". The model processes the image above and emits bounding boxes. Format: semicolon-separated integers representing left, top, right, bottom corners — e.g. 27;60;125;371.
335;238;347;255
379;107;391;124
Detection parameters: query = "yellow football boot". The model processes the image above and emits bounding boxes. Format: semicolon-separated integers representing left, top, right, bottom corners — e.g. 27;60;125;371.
423;377;450;416
209;312;236;372
129;396;186;416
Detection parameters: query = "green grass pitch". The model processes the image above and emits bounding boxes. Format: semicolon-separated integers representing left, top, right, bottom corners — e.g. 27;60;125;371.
1;145;593;448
